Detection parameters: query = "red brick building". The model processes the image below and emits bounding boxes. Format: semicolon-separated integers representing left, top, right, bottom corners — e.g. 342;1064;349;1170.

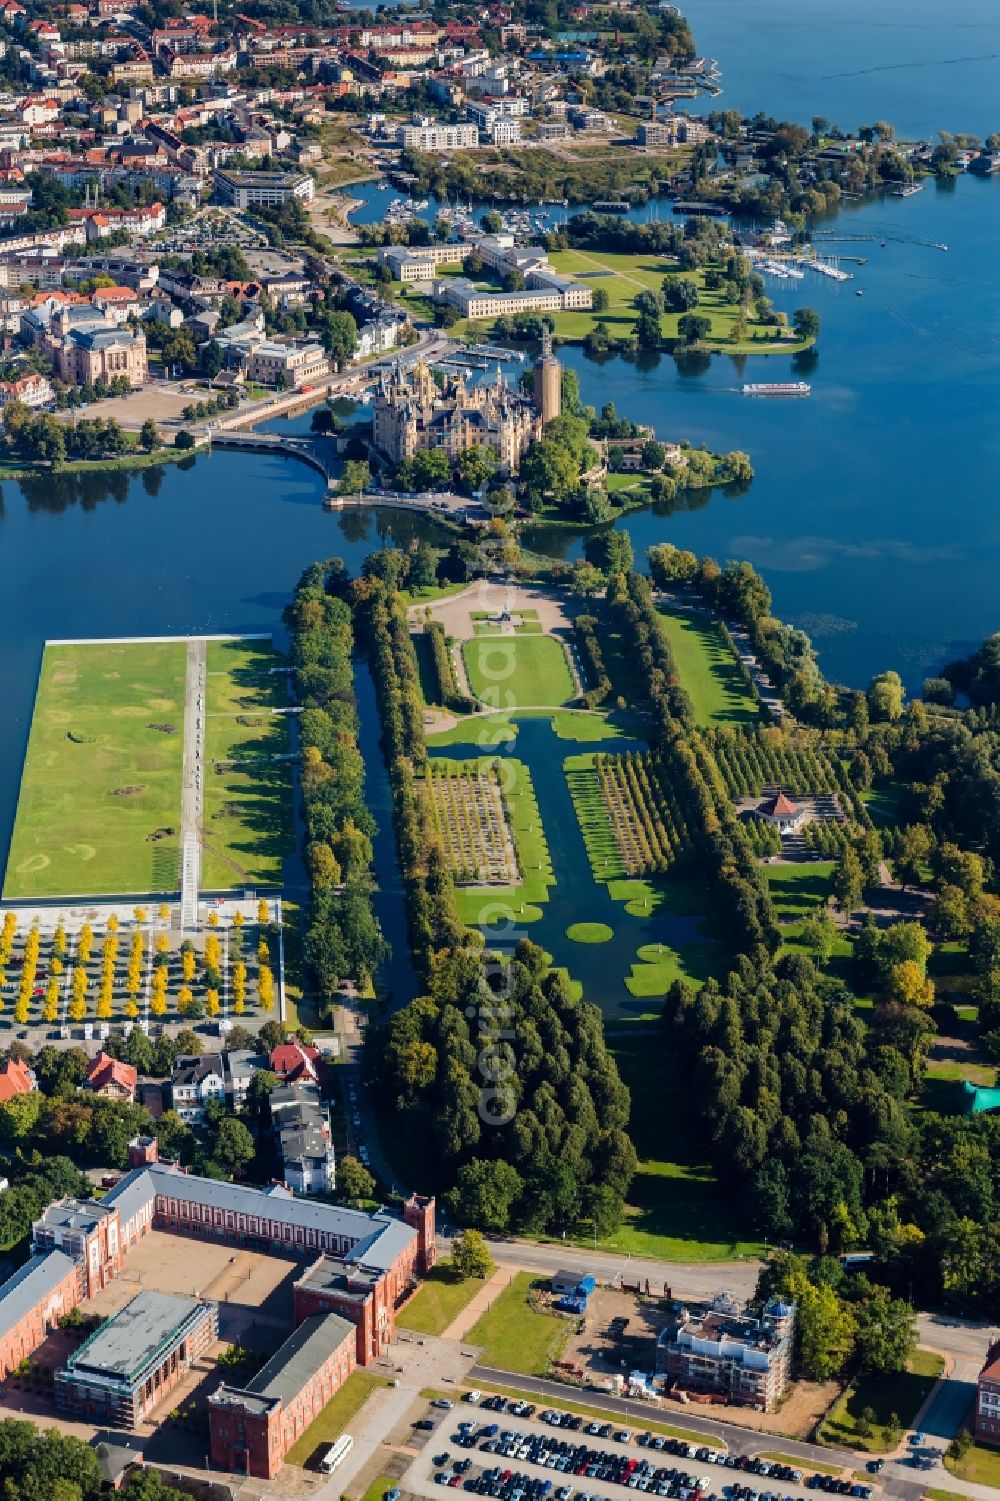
209;1312;356;1478
32;1198;123;1297
0;1249;81;1378
976;1341;1000;1445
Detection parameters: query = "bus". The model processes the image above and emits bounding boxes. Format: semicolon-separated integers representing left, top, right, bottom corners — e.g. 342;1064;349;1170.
319;1434;353;1474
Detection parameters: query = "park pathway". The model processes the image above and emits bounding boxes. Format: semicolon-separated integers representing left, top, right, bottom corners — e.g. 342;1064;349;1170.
439;1267;514;1342
180;639;206;930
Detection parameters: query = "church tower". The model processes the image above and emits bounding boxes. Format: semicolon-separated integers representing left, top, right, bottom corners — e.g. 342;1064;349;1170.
533;330;561;425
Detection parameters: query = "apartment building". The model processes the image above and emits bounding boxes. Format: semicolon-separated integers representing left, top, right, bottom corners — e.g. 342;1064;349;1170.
395;117;479;150
656;1292;795;1413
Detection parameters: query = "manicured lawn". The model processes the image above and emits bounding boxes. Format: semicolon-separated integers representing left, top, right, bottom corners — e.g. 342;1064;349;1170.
567;921;613;943
5;640;186;899
426;708;633;748
201;638;294;889
657;607;759;727
945;1441;1000;1487
465;1272;572;1375
765;863;835;920
283;1370;392;1465
818;1349;945;1453
565;751;627;883
361;1475;399;1501
447;756;555;927
463;634;575;709
398;1259;486;1335
589;1027;766;1263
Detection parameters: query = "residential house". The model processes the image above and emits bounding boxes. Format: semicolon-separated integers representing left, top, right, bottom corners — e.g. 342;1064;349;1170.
84;1052;137;1101
0;1057;36;1103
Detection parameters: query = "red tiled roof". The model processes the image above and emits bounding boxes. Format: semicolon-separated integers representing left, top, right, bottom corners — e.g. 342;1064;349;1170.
0;1058;34;1102
86;1051;137;1093
759;790;800;818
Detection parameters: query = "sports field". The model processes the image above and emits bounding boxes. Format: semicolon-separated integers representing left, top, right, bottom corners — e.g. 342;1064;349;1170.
201;638;294;890
657;607;760;727
4;641;186;898
462;635;575;709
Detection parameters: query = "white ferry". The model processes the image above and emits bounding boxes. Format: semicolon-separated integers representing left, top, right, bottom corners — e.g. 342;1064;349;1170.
742;382;811;397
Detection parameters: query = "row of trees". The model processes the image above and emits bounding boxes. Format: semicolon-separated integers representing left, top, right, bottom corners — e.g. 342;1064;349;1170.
574;614;610;706
287;560;386;1011
423;619;475;714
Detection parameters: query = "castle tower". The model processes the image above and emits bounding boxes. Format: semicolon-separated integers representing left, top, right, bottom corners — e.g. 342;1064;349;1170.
534;330;561;425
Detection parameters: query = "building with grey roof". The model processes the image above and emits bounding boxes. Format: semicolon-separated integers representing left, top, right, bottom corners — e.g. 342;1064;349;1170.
0;1250;80;1378
210;1312;356;1479
56;1290;218;1425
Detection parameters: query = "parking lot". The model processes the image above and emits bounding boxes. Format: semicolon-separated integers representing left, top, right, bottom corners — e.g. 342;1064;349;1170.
396;1399;876;1501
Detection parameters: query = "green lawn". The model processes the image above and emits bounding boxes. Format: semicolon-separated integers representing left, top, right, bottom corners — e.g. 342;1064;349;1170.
465;1272;572;1375
593;1027;765;1262
397;1259;486;1335
657;607;759;727
567;921;613;943
283;1370;392;1466
765;863;835;920
462;635;575;710
5;640;186;898
817;1349;944;1453
201;638;295;889
426;708;633;748
361;1476;400;1501
945;1443;1000;1488
455;252;809;353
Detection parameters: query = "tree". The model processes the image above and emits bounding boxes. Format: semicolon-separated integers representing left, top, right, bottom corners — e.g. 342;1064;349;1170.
174;429;195;450
337;1154;376;1203
663;278;698;312
641;440;667;471
571;561;604;597
502;269;525;293
447;1158;524;1232
868;670;905;722
202;339;224;380
319;310;358;369
212;1116;255;1173
634;311;661;349
634;289;664;318
722;450;754;483
833;845;864;915
798;1279;856;1379
451;1228;495;1280
793;306;821;340
592;287;609;312
585;530;633;576
895;823;934;889
139;419;159;451
456;444;497;493
339;459;371;496
677;313;711;345
853;1284;917;1375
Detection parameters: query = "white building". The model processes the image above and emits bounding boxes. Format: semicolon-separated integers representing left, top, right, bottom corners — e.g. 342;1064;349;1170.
396;117;479;151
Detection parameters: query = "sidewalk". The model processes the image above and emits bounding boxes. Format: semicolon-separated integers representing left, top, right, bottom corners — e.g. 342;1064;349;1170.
441;1267;514;1341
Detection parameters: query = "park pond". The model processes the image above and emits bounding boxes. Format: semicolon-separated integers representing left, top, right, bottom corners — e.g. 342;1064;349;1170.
423;717;718;1021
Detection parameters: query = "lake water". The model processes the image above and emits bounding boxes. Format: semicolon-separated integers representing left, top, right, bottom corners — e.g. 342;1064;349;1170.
0;0;997;1010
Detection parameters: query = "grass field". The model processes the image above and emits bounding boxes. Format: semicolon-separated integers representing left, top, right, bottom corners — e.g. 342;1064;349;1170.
657;608;759;727
567;921;613;943
5;641;186;898
455;253;810;353
463;635;575;710
596;1027;766;1262
944;1441;1000;1488
766;862;835;920
283;1370;392;1466
426;708;633;748
397;1259;485;1335
817;1349;944;1453
201;638;295;889
465;1273;572;1375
